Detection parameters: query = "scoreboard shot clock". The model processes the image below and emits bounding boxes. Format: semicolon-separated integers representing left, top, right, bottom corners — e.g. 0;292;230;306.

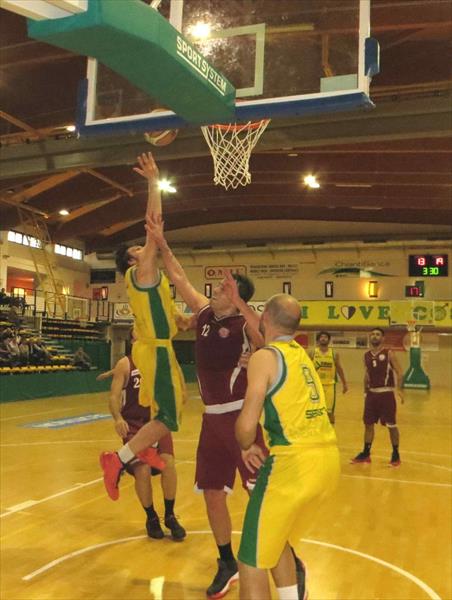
408;254;448;277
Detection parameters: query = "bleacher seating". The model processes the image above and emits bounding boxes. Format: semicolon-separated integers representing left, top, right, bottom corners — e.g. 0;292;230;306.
41;317;105;341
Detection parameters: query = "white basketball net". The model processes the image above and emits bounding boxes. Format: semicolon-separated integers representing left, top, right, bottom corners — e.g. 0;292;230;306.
201;119;270;190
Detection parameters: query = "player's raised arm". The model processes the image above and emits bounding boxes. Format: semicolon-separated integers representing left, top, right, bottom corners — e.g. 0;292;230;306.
132;153;161;286
133;152;162;217
222;269;264;348
146;213;208;314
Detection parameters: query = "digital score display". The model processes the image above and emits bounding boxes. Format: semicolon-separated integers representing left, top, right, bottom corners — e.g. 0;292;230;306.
409;254;448;277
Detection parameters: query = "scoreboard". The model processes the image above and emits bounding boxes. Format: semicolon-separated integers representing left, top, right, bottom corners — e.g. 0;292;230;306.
408;254;448;277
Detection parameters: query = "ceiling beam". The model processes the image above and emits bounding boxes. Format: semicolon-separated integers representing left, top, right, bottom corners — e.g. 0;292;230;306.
0;94;451;179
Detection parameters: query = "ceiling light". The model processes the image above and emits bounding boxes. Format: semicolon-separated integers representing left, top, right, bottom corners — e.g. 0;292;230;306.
59;209;70;216
65;125;76;132
189;22;211;39
303;174;320;189
335;183;372;188
158;179;176;193
288;153;298;157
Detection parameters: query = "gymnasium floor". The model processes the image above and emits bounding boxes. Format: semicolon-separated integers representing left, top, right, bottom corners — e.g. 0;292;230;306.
1;382;451;600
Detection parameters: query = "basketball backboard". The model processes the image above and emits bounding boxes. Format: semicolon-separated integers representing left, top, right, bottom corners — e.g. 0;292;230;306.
77;0;378;135
389;300;435;328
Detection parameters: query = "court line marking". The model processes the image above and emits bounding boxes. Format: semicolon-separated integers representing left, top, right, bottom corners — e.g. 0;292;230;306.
340;445;452;461
343;453;452;473
0;478;103;519
0;439;200;447
21;531;442;599
1;461;448;521
339;446;452;472
342;474;451;488
300;538;442;600
0;440;116;447
0;461;195;520
1;438;450;459
0;402;107;422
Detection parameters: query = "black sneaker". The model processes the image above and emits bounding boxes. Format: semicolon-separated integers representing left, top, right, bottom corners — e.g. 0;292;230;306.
164;514;186;541
389;452;401;467
350;451;371;464
206;559;239;599
293;553;308;600
146;515;164;539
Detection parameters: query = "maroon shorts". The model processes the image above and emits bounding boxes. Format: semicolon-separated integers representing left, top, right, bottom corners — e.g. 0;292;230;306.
195;411;268;492
363;391;397;426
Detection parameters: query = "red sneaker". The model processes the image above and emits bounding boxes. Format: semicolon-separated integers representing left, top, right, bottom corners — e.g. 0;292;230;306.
137;447;166;471
99;452;123;500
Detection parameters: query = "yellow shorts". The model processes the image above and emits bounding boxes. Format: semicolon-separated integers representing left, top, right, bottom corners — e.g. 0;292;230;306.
322;384;336;413
238;444;340;569
132;339;186;432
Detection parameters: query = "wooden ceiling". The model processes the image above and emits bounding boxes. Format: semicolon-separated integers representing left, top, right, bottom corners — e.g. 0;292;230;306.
0;0;451;253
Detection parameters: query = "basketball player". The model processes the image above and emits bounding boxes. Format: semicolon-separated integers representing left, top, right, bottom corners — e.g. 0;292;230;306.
99;152;187;501
108;351;186;541
351;327;404;466
309;331;348;424
236;294;340;600
146;213;268;598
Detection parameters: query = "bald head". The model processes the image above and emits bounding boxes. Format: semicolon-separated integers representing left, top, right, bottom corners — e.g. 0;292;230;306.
264;294;301;334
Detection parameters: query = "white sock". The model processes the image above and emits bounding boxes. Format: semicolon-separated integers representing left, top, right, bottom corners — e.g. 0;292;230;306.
277;584;298;600
118;444;135;464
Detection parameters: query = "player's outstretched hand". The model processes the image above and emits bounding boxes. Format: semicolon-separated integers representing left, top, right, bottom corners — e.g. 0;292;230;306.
145;212;166;247
133;152;159;182
241;444;266;473
223;269;241;306
96;370;113;381
342;383;349;394
397;389;404;404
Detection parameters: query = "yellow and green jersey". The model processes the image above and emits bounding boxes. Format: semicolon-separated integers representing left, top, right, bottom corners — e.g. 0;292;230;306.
264;340;336;448
125;267;178;342
124;267;185;431
312;346;336;386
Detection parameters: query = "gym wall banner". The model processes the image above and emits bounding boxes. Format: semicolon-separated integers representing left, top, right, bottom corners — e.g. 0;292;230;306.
247;301;451;328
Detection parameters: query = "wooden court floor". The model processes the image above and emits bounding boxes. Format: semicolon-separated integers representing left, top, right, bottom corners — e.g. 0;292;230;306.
1;382;451;600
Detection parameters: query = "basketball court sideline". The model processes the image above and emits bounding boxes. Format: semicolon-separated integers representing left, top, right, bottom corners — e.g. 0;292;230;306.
1;382;451;600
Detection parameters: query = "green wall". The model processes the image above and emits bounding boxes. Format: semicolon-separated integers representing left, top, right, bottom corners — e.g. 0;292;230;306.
0;370;109;403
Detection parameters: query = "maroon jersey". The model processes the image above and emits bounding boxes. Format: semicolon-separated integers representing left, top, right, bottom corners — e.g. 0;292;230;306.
195;305;251;406
365;348;395;389
121;357;150;424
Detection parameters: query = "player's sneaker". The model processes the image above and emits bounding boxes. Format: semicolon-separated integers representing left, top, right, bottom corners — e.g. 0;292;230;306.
293;552;308;600
389;452;401;467
206;559;239;598
350;451;371;464
137;447;166;471
99;451;123;501
164;515;186;541
146;515;164;539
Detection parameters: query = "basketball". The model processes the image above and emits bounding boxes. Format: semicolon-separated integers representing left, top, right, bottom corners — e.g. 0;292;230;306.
144;108;178;146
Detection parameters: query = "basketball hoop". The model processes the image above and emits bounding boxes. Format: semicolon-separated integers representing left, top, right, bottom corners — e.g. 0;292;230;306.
201;119;270;190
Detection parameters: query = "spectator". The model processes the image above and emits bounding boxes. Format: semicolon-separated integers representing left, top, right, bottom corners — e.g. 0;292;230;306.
8;305;21;327
73;346;92;370
3;329;21;366
0;288;9;306
30;337;52;365
18;334;30;365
